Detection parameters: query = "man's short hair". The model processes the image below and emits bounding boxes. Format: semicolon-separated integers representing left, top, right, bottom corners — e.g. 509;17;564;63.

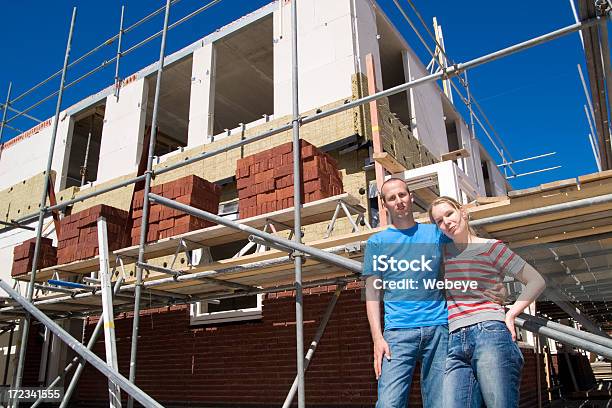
379;178;410;202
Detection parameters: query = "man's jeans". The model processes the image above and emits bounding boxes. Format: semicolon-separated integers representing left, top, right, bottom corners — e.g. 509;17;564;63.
443;320;524;408
376;325;448;408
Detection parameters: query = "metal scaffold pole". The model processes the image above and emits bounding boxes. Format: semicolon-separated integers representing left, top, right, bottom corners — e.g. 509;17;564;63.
37;277;125;408
0;280;165;408
11;8;77;407
114;5;125;99
289;1;306;407
127;1;171;407
0;82;12;145
97;217;122;407
282;285;345;408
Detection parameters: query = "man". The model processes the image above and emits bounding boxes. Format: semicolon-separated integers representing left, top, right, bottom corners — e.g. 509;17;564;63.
363;178;449;408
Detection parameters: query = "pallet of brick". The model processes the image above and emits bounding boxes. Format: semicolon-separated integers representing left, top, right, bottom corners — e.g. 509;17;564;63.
236;140;343;219
57;205;130;264
11;237;57;277
131;175;221;244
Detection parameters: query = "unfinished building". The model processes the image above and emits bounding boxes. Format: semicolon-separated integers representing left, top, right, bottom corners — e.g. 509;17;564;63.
0;0;611;407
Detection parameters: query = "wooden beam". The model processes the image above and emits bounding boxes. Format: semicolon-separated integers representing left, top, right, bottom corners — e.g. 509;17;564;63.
372;152;406;174
440;148;470;162
474;196;507;205
510;224;612;248
366;53;388;226
476;199;612;233
578;169;612;183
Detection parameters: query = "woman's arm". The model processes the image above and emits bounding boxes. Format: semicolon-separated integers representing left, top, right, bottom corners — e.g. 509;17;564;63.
505;263;547;340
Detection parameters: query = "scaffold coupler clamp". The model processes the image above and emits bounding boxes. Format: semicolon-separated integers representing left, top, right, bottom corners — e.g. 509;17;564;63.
443;63;461;80
145;169;156;181
290;250;306;261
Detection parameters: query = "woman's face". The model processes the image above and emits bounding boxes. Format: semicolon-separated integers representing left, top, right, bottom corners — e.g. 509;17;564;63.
430;202;467;240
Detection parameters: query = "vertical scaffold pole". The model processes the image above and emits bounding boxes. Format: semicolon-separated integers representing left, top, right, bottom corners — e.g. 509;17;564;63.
2;325;15;385
127;1;171;407
290;1;305;407
464;71;480;185
114;6;125;99
0;82;12;144
12;8;77;407
97;217;122;407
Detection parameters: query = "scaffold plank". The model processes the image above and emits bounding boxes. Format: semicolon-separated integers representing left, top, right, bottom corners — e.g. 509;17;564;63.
15;193;363;283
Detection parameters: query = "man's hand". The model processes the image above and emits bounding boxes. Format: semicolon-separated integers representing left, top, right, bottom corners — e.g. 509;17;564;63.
484;283;508;305
373;336;391;380
505;311;517;341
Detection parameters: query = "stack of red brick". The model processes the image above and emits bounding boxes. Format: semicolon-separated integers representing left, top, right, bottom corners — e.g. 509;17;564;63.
57;205;130;264
236;140;343;219
11;237;57;277
131;175;221;244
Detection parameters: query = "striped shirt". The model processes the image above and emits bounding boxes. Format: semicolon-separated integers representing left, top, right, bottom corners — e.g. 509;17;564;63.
443;240;526;332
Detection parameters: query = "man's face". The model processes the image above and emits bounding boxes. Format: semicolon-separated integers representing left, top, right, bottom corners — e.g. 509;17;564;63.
381;180;413;220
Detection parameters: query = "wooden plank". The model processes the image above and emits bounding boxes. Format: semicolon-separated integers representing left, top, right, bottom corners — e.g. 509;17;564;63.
578;169;612;184
142;228;378;289
495;211;612;242
467;199;511;217
156;249;365;293
366;53;389;227
47;180;62;238
539;178;579;191
480;201;612;233
508;186;542;198
469;178;612;221
475;196;508;205
412;186;439;204
18;250;365;314
491;209;612;239
507;178;578;198
373;152;407;174
510;224;612;248
440;148;470;162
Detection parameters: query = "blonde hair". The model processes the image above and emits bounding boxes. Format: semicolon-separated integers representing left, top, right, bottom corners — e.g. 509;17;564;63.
428;196;476;235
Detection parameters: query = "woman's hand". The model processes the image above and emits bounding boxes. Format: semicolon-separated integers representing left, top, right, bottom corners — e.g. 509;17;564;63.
505;311;517;341
373;336;391;380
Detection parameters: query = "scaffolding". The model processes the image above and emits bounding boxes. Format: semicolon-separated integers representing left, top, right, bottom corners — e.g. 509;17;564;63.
0;1;611;407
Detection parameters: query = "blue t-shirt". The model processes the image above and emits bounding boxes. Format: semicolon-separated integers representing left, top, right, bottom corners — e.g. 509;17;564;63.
362;223;450;329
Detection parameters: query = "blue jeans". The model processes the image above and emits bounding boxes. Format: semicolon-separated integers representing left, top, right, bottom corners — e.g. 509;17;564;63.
376;325;448;408
443;320;524;408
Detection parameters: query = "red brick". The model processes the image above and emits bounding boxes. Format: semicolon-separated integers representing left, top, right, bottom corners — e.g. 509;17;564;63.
276;141;292;155
159;219;174;231
272;164;292;179
301;143;317;158
254;169;274;184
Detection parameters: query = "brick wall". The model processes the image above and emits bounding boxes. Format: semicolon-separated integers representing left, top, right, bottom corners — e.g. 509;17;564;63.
71;289;548;407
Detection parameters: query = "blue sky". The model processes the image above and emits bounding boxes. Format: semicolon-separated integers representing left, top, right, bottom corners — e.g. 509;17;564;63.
0;1;602;190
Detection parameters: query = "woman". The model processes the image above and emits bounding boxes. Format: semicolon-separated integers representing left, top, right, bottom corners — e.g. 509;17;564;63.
428;196;546;408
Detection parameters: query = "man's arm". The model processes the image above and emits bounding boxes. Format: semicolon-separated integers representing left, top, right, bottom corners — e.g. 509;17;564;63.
365;275;390;380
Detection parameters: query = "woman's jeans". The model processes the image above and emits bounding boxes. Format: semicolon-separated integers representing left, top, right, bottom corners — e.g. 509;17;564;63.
443;320;524;408
376;325;448;408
